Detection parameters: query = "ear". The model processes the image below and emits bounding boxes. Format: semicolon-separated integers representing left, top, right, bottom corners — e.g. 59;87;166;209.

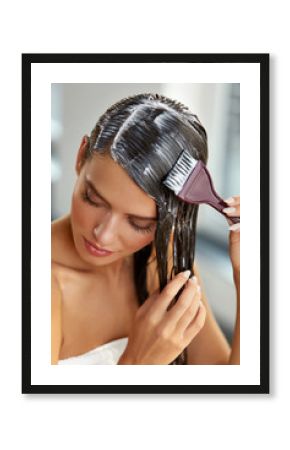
75;135;89;175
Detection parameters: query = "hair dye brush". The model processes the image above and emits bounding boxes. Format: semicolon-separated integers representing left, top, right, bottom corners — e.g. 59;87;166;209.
163;149;240;225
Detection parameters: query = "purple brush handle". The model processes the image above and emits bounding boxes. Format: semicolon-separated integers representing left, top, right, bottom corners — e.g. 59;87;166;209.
210;199;240;225
179;161;240;226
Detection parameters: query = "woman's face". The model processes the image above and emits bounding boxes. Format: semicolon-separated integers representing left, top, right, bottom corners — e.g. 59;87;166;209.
70;139;157;268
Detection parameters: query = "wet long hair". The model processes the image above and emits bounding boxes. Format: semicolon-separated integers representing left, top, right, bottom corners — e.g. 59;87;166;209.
84;93;208;364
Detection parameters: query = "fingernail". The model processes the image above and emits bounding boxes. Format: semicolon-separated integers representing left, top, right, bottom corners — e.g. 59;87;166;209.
223;207;236;214
189;277;201;292
225;197;235;205
188;277;198;288
229;223;240;232
189;275;197;283
182;270;191;279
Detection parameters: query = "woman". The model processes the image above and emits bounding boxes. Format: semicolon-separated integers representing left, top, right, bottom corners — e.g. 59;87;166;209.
51;93;240;365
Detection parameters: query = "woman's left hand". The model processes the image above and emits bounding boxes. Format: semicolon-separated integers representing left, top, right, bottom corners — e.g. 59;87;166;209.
222;195;240;274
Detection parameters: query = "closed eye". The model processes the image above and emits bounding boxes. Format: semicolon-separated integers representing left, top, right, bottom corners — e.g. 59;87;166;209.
128;220;155;234
81;189;156;234
81;190;104;207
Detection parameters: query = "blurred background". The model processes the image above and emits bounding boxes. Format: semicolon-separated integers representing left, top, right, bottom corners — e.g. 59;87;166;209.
51;83;240;345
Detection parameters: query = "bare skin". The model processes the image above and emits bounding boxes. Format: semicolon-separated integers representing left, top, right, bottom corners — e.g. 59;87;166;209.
52;216;140;360
52;136;240;364
52;135;159;360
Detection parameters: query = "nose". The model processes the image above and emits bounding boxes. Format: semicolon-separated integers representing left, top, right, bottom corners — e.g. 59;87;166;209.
92;212;119;248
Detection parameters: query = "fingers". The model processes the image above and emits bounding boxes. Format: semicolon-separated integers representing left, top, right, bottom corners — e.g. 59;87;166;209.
223;195;240;216
223;195;240;232
228;222;240;233
182;302;207;345
165;276;201;327
151;270;191;317
174;277;202;333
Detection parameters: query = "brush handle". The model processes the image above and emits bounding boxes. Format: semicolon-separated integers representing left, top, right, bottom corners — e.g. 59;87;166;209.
180;161;240;225
209;198;240;225
225;215;240;225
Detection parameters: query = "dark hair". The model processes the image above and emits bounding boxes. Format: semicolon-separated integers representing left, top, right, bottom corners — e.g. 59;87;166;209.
84;93;208;364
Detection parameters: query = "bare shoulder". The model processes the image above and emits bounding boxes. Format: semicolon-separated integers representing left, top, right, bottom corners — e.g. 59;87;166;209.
51;266;63;364
51;216;67;294
51;269;62;305
51;214;70;265
51;215;71;364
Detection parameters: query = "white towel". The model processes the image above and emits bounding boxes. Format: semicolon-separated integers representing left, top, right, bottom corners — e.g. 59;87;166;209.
58;337;129;365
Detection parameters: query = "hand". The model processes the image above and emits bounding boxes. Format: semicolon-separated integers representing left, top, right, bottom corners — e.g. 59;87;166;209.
222;195;240;274
118;271;206;365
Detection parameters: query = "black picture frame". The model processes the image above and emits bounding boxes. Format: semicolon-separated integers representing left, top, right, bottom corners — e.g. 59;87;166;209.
22;53;269;394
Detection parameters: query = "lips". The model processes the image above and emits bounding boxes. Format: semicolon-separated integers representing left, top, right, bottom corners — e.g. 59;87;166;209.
83;237;114;256
89;240;112;252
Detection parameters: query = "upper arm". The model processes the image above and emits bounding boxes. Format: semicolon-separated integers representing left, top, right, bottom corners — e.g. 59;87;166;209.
51;271;63;365
186;263;231;365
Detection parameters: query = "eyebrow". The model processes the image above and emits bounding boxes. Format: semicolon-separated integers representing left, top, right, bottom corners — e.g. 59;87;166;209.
84;177;157;221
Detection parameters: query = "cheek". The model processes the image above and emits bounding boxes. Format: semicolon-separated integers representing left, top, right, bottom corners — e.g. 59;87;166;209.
71;191;96;230
121;228;155;254
71;188;156;253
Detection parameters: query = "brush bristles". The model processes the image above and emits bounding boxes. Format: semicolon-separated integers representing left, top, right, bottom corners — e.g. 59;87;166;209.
163;149;198;194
